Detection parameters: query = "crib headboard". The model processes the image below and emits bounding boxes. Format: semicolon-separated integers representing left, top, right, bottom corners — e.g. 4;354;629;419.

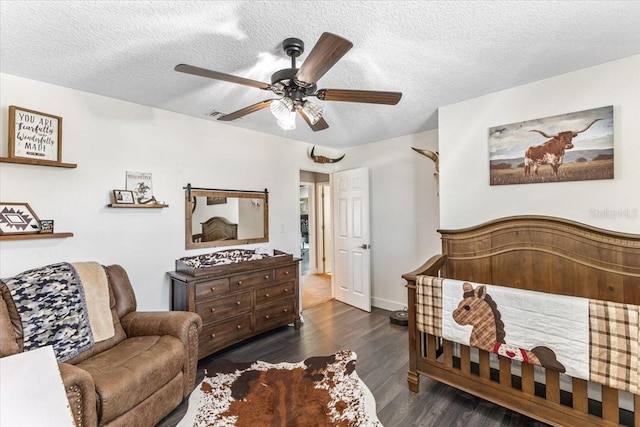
200;216;238;242
438;215;640;305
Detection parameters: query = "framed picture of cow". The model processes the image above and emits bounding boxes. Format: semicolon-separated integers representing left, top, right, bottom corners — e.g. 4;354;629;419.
488;105;613;185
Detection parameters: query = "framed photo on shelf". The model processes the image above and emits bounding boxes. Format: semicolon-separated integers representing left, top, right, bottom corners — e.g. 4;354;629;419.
39;220;54;234
0;202;41;235
113;190;135;204
8;106;62;162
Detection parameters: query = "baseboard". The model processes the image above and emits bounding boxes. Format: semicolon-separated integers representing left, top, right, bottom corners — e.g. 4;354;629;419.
371;297;406;312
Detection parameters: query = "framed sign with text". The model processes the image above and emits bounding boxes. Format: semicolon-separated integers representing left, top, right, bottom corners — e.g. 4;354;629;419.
8;106;62;162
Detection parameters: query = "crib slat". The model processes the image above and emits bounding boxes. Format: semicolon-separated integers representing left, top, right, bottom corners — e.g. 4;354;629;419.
427;334;437;361
443;339;453;367
521;363;535;395
572;378;588;414
601;385;619;424
460;345;471;374
545;370;560;404
499;356;511;386
478;350;490;380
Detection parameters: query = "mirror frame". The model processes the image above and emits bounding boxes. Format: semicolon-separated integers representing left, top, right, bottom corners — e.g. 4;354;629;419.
185;187;269;250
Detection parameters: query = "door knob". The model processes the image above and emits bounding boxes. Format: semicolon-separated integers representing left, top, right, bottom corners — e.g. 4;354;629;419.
359;244;371;249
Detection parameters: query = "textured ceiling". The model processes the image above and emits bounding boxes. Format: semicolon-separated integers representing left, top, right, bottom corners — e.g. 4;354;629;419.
1;1;640;149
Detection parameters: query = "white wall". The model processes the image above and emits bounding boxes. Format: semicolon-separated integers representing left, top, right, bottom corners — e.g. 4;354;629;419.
0;74;441;313
0;73;324;310
339;130;441;311
439;55;640;233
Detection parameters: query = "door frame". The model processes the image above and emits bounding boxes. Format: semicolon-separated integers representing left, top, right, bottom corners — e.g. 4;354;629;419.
297;167;334;271
315;181;332;274
299;180;317;274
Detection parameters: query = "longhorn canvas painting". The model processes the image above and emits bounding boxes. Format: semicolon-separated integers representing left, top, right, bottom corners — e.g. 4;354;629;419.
488;106;613;185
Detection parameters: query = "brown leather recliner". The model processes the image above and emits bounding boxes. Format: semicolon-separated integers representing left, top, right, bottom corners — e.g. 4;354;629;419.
0;264;202;427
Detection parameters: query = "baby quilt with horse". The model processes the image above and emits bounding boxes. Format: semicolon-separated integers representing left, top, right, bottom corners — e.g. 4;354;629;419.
416;276;639;394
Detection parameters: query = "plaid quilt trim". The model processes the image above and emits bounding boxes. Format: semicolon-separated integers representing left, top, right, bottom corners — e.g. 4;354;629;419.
589;300;639;394
416;275;443;336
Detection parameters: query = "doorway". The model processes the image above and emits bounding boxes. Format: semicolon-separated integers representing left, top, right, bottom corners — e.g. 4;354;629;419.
299;171;332;310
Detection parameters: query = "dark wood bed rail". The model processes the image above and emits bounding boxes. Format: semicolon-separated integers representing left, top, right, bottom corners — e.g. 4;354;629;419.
403;215;640;427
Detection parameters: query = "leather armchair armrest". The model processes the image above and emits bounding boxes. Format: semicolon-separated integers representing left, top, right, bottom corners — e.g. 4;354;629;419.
58;362;97;427
120;311;202;397
120;311;202;340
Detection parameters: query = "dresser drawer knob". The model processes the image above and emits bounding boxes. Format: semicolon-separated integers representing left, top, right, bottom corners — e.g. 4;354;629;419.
236;301;241;305
264;314;270;319
236;325;242;330
264;275;270;280
237;280;243;285
284;288;289;293
265;293;270;298
210;287;216;292
282;308;288;313
210;333;216;339
210;308;216;312
284;271;290;275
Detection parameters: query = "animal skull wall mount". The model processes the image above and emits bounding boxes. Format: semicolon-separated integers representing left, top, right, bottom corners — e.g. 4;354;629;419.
412;147;439;183
309;146;345;164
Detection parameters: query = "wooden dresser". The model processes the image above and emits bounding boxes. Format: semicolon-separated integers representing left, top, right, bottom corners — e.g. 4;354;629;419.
169;252;301;359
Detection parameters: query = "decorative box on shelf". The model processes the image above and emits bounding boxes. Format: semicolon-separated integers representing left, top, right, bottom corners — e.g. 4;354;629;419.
169;249;300;359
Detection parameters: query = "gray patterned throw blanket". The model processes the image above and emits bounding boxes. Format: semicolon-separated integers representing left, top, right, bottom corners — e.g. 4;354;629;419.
2;262;95;362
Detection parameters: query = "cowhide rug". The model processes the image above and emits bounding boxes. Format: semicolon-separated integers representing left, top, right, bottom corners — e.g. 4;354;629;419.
178;350;382;426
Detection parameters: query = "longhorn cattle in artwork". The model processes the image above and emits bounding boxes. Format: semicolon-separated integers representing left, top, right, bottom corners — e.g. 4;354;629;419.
523;118;602;177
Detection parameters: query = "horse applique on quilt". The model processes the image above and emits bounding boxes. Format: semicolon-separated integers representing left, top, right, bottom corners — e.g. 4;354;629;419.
452;282;566;373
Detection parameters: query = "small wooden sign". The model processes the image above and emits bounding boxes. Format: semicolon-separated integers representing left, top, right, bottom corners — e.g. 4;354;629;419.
8;106;62;162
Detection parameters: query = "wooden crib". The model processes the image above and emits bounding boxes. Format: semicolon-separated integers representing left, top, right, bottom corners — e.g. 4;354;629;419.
402;215;639;426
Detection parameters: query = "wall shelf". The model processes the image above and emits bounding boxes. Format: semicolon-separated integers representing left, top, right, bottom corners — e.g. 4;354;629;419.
0;157;77;169
107;204;168;209
0;232;74;241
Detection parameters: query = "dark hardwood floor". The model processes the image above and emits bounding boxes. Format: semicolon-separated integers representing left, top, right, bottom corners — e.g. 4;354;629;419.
158;300;548;426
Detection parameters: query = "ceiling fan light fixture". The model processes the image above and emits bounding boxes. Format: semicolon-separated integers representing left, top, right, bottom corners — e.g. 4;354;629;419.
300;100;325;125
270;97;294;121
277;110;297;130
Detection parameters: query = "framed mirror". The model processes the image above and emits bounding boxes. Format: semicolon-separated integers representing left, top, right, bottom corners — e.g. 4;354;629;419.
185;186;269;249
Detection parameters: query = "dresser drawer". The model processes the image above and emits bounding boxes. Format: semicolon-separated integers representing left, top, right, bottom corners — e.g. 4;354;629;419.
255;299;295;332
255;281;295;306
229;269;275;290
275;265;296;282
195;278;230;300
199;314;253;358
196;291;251;321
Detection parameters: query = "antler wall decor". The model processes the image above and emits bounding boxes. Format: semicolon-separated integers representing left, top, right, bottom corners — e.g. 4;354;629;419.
412;147;439;181
309;146;345;164
412;147;440;196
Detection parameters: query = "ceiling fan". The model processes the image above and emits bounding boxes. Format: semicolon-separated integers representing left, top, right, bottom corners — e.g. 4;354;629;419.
175;32;402;131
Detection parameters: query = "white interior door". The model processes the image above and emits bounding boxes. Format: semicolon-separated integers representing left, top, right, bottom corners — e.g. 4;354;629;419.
332;167;371;312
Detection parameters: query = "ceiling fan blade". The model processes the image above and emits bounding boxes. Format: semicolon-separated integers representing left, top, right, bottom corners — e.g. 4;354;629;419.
218;100;276;121
316;89;402;105
295;33;353;84
175;64;271;90
297;107;329;131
